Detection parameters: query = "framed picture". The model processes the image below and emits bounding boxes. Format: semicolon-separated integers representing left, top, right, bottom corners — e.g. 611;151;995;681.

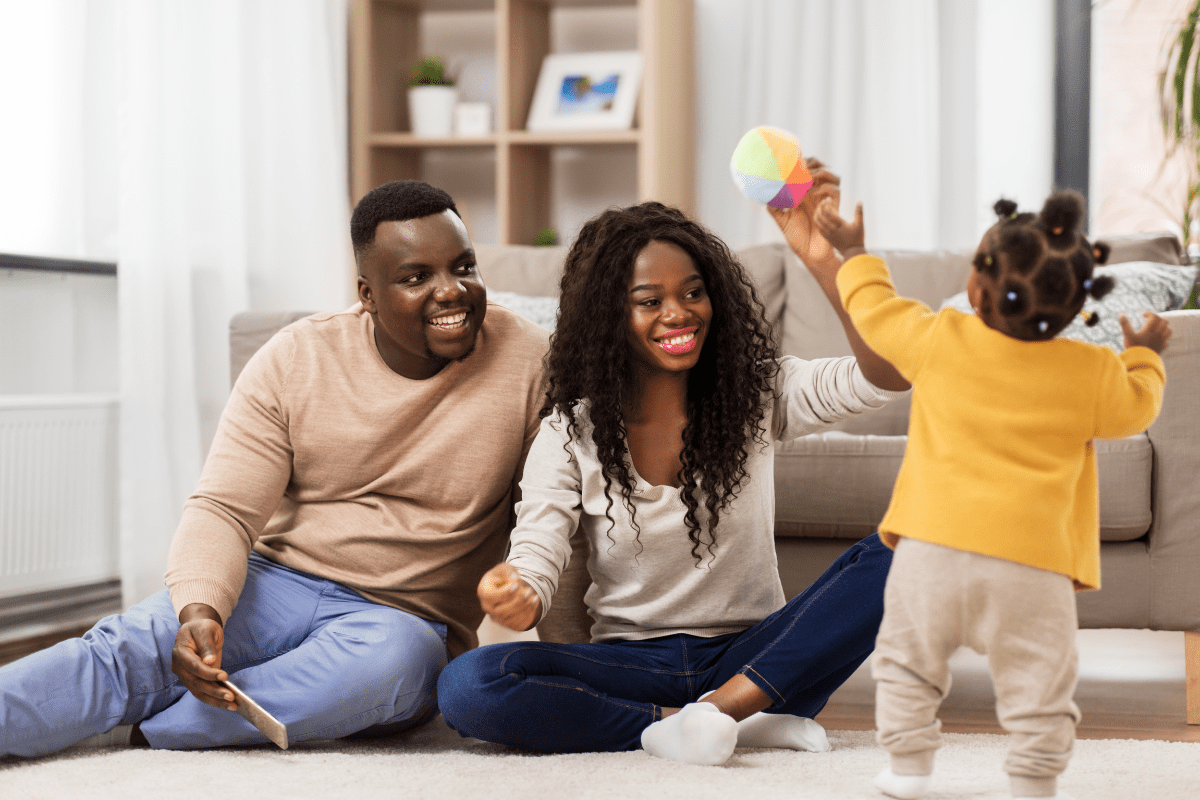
526;51;644;133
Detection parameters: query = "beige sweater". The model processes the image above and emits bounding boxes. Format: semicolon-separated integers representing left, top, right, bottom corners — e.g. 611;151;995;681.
164;302;549;656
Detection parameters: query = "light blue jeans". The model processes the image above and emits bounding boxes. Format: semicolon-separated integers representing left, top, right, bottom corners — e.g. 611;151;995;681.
0;553;448;757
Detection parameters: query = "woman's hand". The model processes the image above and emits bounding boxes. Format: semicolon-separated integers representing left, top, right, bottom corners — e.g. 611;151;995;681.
1120;312;1172;354
768;158;843;276
767;156;909;393
478;563;542;632
813;199;866;260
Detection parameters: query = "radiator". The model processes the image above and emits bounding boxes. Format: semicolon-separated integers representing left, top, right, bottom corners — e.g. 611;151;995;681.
0;395;119;600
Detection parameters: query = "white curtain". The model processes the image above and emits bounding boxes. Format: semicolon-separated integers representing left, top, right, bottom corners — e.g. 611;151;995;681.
113;0;353;607
694;0;1054;252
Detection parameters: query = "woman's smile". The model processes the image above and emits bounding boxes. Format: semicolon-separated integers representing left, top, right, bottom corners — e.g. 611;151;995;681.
656;326;699;355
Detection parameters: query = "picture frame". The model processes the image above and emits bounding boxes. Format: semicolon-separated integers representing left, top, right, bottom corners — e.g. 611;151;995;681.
525;51;644;133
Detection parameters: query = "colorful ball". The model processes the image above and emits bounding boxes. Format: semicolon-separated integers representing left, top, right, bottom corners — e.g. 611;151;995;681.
729;126;813;208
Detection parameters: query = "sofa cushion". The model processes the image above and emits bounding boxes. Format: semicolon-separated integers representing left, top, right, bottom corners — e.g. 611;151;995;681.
773;431;1152;542
488;291;559;330
476;244;570;298
735;243;788;335
230;310;315;385
1096;433;1155;540
774;433;904;539
1103;230;1183;266
781;248;973;361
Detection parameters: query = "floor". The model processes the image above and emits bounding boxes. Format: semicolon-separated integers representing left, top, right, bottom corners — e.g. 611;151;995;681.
815;628;1200;742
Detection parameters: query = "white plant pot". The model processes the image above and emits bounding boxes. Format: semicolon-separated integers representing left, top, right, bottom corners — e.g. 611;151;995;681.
408;85;458;138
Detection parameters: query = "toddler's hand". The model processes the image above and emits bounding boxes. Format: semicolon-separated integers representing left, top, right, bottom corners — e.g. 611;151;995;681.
813;199;866;258
1119;311;1171;354
478;563;542;632
768;157;842;267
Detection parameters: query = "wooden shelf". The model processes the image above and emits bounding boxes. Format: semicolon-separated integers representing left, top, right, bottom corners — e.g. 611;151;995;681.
370;133;501;147
368;130;641;147
349;0;694;245
505;129;641;145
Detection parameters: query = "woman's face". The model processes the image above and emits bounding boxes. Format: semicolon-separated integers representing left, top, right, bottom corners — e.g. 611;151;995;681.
624;240;713;376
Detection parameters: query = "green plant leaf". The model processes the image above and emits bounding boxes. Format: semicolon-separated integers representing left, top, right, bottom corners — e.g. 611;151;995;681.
409;56;454;87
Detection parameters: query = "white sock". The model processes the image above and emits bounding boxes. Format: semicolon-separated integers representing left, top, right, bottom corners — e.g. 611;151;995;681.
640;702;738;766
735;712;830;752
73;725;132;748
874;767;933;800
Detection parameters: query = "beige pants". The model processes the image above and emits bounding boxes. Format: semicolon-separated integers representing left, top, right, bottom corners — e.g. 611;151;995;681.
873;538;1081;799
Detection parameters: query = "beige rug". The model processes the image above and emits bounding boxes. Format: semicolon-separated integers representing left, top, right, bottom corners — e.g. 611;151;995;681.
3;715;1198;800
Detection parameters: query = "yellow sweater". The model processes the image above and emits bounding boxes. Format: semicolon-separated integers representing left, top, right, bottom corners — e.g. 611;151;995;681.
837;255;1166;590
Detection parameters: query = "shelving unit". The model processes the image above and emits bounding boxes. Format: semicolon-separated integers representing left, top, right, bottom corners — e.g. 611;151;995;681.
349;0;694;245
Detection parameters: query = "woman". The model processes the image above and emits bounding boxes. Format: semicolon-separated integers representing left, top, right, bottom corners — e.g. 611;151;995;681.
437;166;910;764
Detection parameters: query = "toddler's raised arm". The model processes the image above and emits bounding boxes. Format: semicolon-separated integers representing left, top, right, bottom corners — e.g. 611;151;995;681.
768;175;909;392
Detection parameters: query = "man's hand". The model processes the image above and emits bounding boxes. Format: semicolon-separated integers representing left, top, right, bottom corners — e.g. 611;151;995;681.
767;157;843;276
172;603;237;710
478;563;542;632
814;199;866;260
1120;311;1172;354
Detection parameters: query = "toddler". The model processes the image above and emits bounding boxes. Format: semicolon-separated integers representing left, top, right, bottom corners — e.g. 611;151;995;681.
813;191;1170;800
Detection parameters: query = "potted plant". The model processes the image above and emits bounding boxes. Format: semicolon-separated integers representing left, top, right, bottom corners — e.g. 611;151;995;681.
408;56;457;138
1159;1;1200;306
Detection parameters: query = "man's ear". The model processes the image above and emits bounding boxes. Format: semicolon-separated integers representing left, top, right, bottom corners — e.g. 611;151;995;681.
357;276;375;313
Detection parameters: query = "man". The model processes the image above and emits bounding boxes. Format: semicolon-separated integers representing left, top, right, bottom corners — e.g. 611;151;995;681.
0;181;549;756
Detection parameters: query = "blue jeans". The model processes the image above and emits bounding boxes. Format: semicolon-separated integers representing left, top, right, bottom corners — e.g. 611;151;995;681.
438;533;891;753
1;554;447;757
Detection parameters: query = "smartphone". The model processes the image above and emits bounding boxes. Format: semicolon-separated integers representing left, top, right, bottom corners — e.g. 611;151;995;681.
220;678;289;750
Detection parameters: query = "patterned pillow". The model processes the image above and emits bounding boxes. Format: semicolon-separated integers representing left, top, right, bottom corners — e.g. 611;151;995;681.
939;261;1198;352
489;290;559;331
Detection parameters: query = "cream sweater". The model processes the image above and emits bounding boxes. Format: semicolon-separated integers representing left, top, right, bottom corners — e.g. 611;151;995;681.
164;302;549;656
507;356;905;642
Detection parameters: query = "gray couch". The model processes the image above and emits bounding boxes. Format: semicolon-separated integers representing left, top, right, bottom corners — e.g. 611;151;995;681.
230;231;1200;723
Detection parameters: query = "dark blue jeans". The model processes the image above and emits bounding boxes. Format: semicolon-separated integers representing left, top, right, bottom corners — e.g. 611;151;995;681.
437;533;891;753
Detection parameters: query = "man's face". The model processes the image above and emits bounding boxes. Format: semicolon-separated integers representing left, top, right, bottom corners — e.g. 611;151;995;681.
356;210;487;380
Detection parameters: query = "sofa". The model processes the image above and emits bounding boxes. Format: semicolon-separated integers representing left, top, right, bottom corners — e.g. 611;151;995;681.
229;231;1200;722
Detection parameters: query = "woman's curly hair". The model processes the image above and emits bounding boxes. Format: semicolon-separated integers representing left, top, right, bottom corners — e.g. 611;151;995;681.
544;202;779;563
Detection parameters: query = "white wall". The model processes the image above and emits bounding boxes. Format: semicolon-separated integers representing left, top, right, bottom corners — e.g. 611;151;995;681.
1091;0;1193;242
974;0;1054;235
0;269;117;395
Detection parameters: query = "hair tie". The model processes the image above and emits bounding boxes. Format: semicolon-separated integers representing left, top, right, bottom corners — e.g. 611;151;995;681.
1038;320;1049;333
1079;310;1096;323
1083;278;1093;290
1052;226;1063;235
1006;291;1017;302
984;255;994;266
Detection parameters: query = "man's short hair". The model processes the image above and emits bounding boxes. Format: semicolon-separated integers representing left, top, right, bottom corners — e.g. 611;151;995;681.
350;180;460;259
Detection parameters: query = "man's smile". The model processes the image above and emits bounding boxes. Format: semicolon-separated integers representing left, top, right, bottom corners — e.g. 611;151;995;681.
429;310;470;330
